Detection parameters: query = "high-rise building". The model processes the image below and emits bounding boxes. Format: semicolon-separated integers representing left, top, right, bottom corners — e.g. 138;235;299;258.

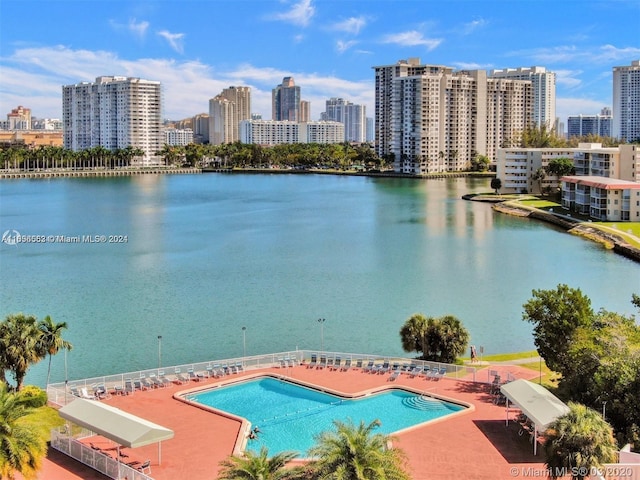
373;59;532;173
322;98;367;143
6;105;31;130
613;60;640;142
300;100;311;122
62;76;162;165
272;77;301;121
489;66;556;128
209;86;251;145
489;67;556;128
567;110;613;138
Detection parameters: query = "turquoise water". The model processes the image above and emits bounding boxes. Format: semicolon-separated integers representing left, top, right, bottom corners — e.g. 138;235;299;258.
188;376;464;455
0;174;637;387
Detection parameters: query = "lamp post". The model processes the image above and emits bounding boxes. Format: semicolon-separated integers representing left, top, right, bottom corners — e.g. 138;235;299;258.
242;326;247;360
157;335;162;369
317;318;326;352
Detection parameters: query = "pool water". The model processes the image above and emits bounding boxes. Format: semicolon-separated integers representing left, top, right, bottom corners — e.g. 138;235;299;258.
187;377;465;456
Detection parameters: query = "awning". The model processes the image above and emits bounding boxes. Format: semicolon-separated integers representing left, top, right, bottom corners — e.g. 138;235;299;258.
59;399;174;448
500;379;570;455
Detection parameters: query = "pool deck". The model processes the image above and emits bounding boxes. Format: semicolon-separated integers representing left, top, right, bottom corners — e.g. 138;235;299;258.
38;362;550;480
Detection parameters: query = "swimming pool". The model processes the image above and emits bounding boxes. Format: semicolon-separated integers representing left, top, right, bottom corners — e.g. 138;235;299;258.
185;376;467;456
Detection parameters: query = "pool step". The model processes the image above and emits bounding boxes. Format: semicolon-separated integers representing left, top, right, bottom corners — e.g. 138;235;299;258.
402;395;448;411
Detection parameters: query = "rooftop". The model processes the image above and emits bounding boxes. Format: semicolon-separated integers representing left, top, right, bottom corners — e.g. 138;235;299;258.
39;354;549;480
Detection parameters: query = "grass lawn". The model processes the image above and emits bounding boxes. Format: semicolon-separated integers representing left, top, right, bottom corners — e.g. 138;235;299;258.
518;199;560;209
478;350;539;362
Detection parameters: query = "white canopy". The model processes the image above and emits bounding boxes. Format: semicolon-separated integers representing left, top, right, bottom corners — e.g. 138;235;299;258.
500;379;570;455
59;398;174;448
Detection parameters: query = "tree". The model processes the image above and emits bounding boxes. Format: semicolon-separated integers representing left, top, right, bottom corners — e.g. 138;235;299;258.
544;402;617;480
519;124;566;148
37;316;72;388
546;158;575;178
490;177;502;195
423;315;470;364
400;314;469;364
532;167;547;194
217;446;301;480
522;284;594;372
307;419;410;480
470;154;490;172
0;315;44;391
399;313;428;358
0;383;47;480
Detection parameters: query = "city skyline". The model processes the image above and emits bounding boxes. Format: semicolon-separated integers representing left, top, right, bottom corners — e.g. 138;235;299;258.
1;0;638;124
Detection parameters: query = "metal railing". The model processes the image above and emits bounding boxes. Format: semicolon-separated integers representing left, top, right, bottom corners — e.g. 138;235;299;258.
50;428;153;480
47;349;481;406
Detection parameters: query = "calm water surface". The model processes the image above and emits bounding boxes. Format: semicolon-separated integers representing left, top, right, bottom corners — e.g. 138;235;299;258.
0;174;637;386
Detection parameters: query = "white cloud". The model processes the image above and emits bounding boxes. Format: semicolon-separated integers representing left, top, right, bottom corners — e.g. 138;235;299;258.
381;31;442;51
157;30;185;54
336;40;358;54
109;18;149;39
555;69;583;89
269;0;315;27
509;44;640;65
556;97;611;123
331;16;368;35
0;46;374;121
462;18;487;35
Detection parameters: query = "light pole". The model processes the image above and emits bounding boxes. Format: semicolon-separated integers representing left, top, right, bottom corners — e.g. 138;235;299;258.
242;326;247;361
317;318;326;352
157;335;162;369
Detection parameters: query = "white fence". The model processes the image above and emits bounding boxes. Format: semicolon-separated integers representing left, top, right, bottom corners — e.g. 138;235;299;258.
47;349;479;406
50;428;153;480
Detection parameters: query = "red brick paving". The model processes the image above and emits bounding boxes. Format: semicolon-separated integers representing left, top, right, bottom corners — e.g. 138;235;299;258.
39;363;550;480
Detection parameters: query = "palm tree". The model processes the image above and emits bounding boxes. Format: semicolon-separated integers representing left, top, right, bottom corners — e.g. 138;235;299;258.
37;316;72;388
0;383;47;480
217;446;300;480
399;313;429;359
0;314;44;391
544;402;618;480
307;419;410;480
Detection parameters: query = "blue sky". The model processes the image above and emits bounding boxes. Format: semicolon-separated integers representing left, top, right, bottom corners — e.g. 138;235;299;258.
1;0;639;126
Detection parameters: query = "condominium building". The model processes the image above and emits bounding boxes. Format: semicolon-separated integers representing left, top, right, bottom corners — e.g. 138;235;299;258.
322;98;367;143
489;66;556;128
496;147;577;194
300;100;311;123
239;120;344;145
497;143;638;195
62;76;162;165
562;176;640;221
6;105;32;130
612;60;640;142
209;86;251;145
165;128;193;146
272;77;301;121
373;59;532;173
567;109;613;138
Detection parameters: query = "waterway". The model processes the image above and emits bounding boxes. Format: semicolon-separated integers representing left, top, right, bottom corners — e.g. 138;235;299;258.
0;174;637;387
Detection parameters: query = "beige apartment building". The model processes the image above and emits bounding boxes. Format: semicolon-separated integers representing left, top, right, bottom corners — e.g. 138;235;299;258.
374;59;534;174
62;76;163;165
209;86;251;145
239;120;344;145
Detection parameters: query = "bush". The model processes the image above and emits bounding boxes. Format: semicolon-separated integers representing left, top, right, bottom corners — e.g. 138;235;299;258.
17;385;48;408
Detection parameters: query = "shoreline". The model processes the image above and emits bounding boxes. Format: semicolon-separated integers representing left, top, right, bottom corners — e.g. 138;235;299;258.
490;200;640;263
0;166;495;180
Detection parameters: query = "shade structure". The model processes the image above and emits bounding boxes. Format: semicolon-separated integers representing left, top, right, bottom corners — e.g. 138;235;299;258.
59;398;174;448
500;379;570;455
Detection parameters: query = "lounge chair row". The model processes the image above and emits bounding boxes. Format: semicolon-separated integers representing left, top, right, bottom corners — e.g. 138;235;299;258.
307;354;353;371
